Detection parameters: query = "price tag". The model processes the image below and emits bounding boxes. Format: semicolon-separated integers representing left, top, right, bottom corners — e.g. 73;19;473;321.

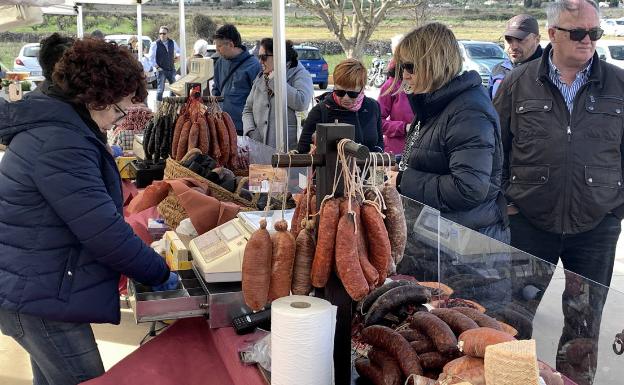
248;164;287;193
299;172;308;189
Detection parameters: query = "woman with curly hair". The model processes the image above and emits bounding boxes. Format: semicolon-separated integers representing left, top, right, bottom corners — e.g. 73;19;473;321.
0;38;177;385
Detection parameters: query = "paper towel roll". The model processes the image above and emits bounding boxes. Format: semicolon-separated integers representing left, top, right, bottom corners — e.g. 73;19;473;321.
271;295;337;385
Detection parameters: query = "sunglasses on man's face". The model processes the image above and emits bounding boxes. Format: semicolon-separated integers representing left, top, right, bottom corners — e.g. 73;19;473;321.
258;53;273;62
553;26;603;42
159;32;167;35
334;89;361;98
401;62;415;75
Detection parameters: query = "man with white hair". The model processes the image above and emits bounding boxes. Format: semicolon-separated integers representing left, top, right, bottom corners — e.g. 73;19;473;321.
494;1;623;383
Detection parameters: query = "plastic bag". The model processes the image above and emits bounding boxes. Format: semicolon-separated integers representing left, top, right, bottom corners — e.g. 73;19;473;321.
176;218;198;238
239;332;271;372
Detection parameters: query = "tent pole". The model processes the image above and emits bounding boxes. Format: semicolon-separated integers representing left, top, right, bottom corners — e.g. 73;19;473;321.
76;4;83;38
137;1;143;61
271;0;287;152
178;0;187;77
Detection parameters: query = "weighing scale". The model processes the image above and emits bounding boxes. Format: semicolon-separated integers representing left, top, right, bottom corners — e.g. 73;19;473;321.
168;57;214;96
190;209;295;283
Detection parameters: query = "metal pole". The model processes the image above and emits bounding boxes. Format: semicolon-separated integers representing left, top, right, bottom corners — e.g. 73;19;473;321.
137;1;143;62
271;0;288;153
178;0;187;77
76;5;84;38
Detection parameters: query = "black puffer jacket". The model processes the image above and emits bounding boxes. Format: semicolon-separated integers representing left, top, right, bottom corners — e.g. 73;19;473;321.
297;92;384;154
399;70;507;235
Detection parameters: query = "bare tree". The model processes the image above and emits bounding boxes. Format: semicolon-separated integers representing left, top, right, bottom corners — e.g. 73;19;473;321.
291;0;428;59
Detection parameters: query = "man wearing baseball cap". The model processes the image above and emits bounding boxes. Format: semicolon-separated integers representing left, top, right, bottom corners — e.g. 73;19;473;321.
488;14;542;98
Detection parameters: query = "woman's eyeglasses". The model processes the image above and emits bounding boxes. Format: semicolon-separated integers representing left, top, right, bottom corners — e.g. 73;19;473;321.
553;26;603;42
401;62;415;75
258;54;273;62
334;89;361;98
112;103;127;125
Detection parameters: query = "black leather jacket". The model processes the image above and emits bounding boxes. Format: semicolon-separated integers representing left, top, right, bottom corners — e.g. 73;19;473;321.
494;44;624;234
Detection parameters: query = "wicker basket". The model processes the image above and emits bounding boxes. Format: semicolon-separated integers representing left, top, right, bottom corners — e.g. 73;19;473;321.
157;157;258;229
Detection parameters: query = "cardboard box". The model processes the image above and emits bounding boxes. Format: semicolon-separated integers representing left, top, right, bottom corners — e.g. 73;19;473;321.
164;231;192;271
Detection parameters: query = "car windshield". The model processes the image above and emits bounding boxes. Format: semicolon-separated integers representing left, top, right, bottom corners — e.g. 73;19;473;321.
23;46;40;57
465;44;505;59
609;45;624;60
296;49;322;60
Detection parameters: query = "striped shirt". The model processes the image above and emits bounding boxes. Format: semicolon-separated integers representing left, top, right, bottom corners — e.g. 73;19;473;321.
548;51;592;113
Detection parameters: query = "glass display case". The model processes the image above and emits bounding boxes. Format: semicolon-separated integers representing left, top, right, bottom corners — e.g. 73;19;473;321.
396;195;624;385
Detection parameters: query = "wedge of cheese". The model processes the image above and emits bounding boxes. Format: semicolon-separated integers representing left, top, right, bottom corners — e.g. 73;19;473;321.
484;339;540;385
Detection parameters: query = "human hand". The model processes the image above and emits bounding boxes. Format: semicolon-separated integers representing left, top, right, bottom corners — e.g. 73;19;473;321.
152;272;179;291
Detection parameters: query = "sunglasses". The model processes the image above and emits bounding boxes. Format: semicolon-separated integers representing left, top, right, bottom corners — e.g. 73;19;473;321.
334;89;361;98
159;32;167;35
401;62;415;75
553;26;603;42
258;53;273;62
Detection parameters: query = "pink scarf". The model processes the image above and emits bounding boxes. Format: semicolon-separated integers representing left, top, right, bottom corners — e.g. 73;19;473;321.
333;91;365;112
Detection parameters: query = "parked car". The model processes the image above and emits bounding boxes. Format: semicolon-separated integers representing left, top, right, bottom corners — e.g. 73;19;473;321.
458;40;506;86
595;40;624;69
600;19;624;36
13;43;42;77
294;45;329;89
105;34;157;88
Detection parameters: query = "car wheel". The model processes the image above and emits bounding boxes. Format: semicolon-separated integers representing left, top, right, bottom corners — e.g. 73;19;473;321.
319;82;328;90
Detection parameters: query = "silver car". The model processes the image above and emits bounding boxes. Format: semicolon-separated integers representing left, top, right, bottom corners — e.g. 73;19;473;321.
13;43;42;77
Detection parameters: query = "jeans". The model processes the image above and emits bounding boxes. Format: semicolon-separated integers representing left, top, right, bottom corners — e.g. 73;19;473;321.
508;212;621;385
156;69;176;101
0;309;104;385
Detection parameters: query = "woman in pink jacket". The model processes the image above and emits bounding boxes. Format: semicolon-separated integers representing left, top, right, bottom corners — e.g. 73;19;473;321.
377;61;414;160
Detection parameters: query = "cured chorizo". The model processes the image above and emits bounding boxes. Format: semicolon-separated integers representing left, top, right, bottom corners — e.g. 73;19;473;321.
206;114;221;162
197;113;210;155
361;325;423;378
335;213;369;301
410;338;435;354
364;285;431;326
291;219;315;295
361;202;392;284
367;349;402;385
242;219;272;311
268;219;296;301
442;356;484;376
311;198;340;288
175;120;192;161
355;204;379;287
381;186;407;266
430;308;479;336
187;120;200;154
398;329;427;342
457;327;515;358
410;312;458;355
451;307;502;331
222;111;239;169
215;113;230;165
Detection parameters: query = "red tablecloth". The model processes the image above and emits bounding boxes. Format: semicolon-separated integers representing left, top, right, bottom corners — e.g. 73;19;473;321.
82;318;266;385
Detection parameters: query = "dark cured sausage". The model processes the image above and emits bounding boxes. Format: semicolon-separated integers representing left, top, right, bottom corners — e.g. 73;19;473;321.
430;308;479;336
410;312;458;355
175;120;192;161
451;307;502;331
311;199;339;288
367;349;402;385
242;219;272;311
268;220;296;301
359;280;414;315
335;213;369;301
354;358;386;385
361;203;392;284
362;325;423;378
364;285;431;326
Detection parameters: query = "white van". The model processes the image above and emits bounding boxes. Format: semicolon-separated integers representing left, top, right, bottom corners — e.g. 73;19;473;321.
595;40;624;70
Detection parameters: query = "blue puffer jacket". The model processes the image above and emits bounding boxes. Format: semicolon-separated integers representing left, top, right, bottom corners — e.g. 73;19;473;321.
0;93;170;324
398;71;508;240
212;47;261;135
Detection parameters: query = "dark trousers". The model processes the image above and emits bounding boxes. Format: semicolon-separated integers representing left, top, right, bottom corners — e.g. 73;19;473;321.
509;212;621;385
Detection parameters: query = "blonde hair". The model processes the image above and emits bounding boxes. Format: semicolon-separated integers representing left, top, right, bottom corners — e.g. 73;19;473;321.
393;23;463;94
333;58;367;90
